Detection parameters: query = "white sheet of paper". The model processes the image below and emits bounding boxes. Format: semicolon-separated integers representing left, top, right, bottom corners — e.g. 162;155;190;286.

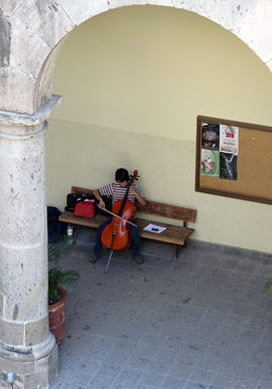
143;223;166;234
219;124;239;155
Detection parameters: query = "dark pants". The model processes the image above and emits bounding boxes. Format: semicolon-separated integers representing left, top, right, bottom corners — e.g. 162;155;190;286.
93;217;141;259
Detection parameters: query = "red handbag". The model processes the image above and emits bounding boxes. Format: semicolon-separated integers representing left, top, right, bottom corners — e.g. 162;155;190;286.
74;200;95;218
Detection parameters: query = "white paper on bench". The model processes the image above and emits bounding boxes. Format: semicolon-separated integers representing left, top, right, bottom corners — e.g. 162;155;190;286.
143;223;166;234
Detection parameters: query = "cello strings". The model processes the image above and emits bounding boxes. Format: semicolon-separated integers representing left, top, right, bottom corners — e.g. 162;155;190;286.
99;207;138;228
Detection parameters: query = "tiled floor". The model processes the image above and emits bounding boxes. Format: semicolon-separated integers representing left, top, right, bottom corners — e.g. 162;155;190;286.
52;228;272;389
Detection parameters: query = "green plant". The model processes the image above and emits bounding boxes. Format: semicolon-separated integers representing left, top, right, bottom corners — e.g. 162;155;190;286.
263;280;272;293
48;235;80;305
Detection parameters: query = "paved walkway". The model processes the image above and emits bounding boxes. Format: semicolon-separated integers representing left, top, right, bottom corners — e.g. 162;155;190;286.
52;228;272;389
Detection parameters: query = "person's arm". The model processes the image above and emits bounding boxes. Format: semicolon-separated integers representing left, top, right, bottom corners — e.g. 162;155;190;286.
129;186;146;206
92;189;105;209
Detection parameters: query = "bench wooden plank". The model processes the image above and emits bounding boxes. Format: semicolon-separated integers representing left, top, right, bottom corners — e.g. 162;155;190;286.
71;186;93;195
136;218;194;245
59;211;105;229
137;201;196;223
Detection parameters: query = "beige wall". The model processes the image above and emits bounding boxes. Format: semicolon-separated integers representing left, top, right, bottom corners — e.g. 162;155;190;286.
47;5;272;253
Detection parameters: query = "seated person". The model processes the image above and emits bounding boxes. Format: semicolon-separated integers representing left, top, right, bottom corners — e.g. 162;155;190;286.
89;168;146;264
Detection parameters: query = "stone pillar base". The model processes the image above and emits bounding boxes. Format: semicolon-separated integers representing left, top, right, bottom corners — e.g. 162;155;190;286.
0;334;58;388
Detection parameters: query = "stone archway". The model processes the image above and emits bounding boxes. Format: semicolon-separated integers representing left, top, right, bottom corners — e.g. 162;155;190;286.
0;1;272;387
0;1;272;115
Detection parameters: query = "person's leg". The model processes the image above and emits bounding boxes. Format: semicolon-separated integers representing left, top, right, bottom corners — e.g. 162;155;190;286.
90;218;111;261
130;224;144;264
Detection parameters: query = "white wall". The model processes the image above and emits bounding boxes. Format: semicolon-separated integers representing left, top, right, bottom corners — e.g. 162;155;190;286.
47;5;272;253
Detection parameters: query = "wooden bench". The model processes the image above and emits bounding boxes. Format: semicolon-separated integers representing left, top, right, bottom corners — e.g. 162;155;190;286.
59;186;197;260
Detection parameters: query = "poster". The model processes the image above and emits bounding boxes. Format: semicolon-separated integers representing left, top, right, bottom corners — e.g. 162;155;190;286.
201;149;220;177
220;153;237;180
219;125;239;155
202;124;219;151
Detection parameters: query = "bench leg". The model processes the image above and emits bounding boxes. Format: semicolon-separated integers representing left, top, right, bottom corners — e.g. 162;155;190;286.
173;244;184;261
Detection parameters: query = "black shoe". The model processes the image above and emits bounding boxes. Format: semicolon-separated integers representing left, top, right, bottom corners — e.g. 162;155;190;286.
134;256;144;265
89;254;100;264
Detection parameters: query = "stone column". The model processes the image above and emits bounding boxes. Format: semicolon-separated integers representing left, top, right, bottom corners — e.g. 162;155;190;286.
0;96;61;388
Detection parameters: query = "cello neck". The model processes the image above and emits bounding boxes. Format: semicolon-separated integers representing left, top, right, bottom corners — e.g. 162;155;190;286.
117;170;138;216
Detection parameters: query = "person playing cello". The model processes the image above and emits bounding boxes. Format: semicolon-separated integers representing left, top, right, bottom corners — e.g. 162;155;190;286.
89;168;146;264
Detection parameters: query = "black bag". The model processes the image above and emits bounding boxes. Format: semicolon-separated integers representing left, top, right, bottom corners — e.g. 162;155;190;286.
47;206;65;242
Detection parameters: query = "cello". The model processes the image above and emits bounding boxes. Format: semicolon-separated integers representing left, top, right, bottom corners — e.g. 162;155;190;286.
101;170;139;253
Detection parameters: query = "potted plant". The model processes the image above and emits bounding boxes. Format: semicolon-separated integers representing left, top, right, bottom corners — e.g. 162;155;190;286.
48;235;80;344
263;280;272;293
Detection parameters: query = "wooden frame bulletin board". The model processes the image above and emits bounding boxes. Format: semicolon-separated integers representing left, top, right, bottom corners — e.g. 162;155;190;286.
195;115;272;204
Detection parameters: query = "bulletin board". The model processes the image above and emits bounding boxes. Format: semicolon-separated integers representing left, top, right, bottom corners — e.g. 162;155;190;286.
195;115;272;204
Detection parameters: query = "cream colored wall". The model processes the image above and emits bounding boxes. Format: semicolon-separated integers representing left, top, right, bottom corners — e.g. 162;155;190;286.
47;5;272;253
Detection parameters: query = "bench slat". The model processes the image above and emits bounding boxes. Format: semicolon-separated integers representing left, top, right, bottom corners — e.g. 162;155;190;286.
59;211;105;229
72;186;93;195
136;218;194;245
137;200;196;223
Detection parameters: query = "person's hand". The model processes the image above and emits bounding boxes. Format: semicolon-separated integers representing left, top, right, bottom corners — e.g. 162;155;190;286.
98;199;105;209
129;187;137;196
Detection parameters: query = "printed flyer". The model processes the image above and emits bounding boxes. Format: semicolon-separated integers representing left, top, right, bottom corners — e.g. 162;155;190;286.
202;124;220;151
201;149;220;177
220;153;237;180
219;125;239;155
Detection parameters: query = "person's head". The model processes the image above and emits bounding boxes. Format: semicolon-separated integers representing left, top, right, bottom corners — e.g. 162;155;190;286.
115;168;129;187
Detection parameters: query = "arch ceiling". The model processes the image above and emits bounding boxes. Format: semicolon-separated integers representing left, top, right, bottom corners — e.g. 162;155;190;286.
0;0;271;114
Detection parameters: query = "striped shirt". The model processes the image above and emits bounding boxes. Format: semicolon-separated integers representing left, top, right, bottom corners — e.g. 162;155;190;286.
99;183;142;205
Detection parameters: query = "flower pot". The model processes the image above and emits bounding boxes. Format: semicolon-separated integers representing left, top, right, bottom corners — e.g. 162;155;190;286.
48;285;67;345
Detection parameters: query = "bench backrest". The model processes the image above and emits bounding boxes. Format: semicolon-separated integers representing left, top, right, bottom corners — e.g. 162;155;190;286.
71;186;196;224
136;200;196;223
72;186;93;195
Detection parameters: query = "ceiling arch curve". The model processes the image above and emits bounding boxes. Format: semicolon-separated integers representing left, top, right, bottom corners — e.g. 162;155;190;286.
1;0;271;114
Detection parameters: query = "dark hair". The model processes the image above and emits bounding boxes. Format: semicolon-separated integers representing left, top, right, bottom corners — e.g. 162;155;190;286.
115;168;129;182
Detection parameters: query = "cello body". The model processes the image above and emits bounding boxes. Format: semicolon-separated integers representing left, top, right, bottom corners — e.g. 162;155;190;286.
101;170;138;251
101;199;136;251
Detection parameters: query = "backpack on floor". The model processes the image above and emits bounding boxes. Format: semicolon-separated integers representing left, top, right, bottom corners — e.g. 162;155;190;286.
47;206;65;242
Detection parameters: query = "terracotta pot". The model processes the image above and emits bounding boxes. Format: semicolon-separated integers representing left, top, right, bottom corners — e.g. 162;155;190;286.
48;285;67;345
